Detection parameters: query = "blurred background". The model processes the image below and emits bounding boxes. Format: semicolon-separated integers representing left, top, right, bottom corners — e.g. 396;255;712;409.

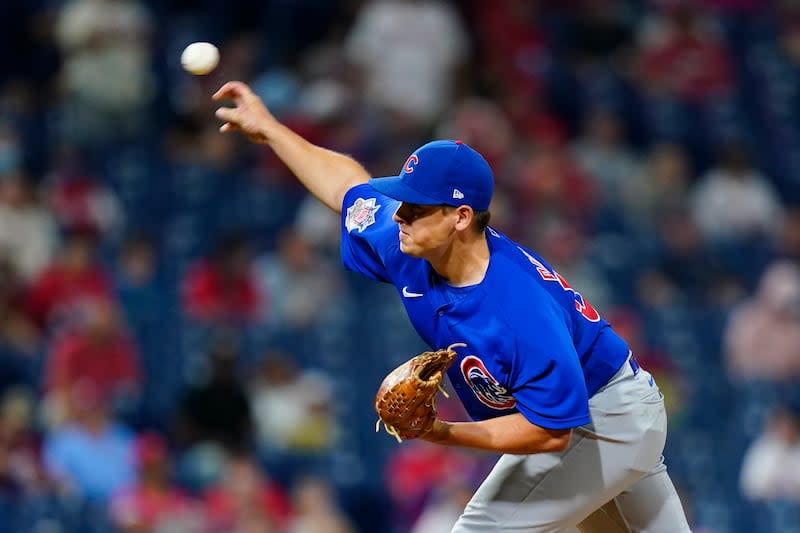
0;0;798;531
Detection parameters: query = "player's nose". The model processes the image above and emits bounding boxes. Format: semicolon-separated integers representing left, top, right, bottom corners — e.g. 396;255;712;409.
392;206;407;224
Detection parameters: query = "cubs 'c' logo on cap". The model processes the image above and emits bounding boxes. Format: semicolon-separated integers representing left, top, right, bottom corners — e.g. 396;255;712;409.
460;355;516;410
404;154;419;173
345;197;381;233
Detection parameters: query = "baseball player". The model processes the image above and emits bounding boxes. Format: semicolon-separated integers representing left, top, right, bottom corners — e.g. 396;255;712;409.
214;81;692;533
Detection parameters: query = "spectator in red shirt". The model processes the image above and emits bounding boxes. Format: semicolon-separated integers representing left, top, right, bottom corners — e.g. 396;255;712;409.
181;235;260;324
110;432;202;533
637;2;734;101
384;440;480;533
510;144;596;240
202;454;291;533
25;231;114;329
44;298;141;424
44;144;124;240
471;0;551;98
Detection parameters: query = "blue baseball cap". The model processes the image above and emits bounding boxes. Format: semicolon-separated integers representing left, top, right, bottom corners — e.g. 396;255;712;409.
368;140;494;211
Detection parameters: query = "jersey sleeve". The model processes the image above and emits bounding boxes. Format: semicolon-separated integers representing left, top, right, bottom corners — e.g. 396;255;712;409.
506;296;591;430
340;183;400;284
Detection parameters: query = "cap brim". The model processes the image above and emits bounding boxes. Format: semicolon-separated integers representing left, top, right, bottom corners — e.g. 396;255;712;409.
369;176;443;205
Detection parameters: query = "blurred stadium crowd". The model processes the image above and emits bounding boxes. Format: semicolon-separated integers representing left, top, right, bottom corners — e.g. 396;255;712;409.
0;0;799;531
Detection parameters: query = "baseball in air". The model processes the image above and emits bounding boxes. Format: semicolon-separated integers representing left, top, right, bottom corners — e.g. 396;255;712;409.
181;42;219;75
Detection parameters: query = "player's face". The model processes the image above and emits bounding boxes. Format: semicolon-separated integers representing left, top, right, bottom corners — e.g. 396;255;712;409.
392;202;457;257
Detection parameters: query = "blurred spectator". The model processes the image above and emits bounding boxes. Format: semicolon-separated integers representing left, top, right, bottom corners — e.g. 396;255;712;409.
248;351;336;455
636;3;734;100
2;385;75;533
343;0;469;126
690;141;784;244
45;145;125;241
501;84;567;147
55;0;155;145
510;145;596;239
634;269;682;313
175;343;252;452
470;0;550;101
295;74;353;129
0;254;40;375
43;298;141;425
202;454;292;533
619;141;691;229
408;476;473;533
182;235;259;324
564;0;636;69
24;231;114;329
654;205;720;297
43;380;136;501
115;233;162;336
0;170;58;282
293;195;342;259
724;260;800;382
288;476;355;533
384;441;478;532
0;387;40;499
740;404;800;502
435;97;514;171
110;432;203;533
570;107;641;207
254;226;343;330
114;233;170;423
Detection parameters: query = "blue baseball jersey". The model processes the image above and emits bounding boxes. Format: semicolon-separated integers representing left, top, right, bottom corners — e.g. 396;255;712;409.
341;184;630;429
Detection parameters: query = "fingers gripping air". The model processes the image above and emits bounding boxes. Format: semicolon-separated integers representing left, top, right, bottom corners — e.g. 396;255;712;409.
375;343;466;442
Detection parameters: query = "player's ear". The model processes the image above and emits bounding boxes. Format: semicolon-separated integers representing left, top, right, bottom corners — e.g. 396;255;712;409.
453;206;474;231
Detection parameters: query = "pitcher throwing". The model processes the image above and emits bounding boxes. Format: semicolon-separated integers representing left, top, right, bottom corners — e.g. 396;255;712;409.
213;80;693;533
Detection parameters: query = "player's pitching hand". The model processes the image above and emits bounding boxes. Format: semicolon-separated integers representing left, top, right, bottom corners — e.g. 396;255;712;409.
213;81;277;144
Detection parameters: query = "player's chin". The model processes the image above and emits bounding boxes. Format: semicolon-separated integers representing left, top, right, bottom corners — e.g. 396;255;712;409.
398;240;423;258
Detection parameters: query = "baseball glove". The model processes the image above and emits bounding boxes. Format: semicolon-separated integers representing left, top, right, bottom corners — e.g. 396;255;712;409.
375;343;466;442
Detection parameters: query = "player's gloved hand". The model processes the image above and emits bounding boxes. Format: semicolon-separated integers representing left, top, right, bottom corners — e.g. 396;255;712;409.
213;81;278;144
374;343;465;442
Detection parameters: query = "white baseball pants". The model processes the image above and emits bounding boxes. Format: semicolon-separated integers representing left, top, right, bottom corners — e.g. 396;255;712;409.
451;357;693;533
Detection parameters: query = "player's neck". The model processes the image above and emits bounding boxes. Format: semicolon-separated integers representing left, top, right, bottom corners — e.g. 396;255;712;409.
429;233;490;287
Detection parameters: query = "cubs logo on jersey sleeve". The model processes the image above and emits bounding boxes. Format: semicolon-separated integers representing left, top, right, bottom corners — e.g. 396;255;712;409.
345;197;381;233
460;355;516;410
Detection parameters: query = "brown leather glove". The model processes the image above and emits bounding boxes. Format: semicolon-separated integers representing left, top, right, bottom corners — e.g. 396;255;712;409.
374;343;465;442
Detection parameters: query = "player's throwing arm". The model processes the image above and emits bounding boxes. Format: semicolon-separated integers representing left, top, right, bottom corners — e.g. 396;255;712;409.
213;81;368;213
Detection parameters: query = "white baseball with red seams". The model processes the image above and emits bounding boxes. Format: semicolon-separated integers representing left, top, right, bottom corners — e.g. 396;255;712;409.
181;42;219;75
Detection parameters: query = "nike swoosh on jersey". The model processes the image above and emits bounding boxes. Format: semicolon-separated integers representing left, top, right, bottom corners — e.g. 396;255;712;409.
402;286;424;298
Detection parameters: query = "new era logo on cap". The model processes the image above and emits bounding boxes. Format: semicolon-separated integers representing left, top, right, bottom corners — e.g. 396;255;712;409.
367;140;494;211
